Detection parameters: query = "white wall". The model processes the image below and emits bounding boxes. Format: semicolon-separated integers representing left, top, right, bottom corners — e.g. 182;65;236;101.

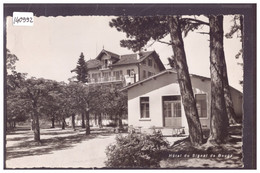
128;72;212;133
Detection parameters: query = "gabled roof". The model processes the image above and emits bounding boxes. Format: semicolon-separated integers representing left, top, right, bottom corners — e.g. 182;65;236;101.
111;51;165;71
121;69;177;91
72;49;166;71
112;53;138;65
86;59;102;69
112;51;154;66
96;49;120;61
121;69;243;95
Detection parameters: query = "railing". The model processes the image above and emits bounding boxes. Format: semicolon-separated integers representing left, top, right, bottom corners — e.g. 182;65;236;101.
89;75;124;83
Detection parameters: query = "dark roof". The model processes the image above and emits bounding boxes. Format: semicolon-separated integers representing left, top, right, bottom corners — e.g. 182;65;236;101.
86;59;102;69
72;50;165;71
112;54;138;65
112;51;165;71
111;51;154;66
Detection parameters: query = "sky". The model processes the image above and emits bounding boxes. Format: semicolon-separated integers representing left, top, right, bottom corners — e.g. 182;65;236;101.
6;15;243;92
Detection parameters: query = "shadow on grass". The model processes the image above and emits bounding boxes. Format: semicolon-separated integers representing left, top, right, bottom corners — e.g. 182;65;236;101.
6;128;115;160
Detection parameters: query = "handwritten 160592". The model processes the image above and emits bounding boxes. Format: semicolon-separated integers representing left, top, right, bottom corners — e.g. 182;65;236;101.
13;17;33;24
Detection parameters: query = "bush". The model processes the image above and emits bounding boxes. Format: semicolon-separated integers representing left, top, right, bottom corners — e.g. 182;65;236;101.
105;130;169;168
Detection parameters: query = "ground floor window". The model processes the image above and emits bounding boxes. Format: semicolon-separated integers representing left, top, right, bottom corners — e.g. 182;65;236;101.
140;97;149;118
162;96;182;127
195;94;207;118
163;96;182;118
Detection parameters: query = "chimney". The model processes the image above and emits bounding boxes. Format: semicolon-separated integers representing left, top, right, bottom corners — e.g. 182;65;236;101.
137;52;143;60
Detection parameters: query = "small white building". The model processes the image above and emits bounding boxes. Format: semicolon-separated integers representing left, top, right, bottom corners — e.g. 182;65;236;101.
122;69;243;134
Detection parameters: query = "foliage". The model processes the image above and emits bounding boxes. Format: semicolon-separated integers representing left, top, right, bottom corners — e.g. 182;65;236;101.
6;50;29;128
109;16;208;52
101;84;127;126
76;52;88;83
105;131;169;168
6;49;19;72
225;15;244;86
110;15;207;146
225;15;242;40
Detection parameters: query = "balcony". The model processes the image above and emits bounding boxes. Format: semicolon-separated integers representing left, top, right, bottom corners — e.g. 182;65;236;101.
100;65;111;71
88;75;124;84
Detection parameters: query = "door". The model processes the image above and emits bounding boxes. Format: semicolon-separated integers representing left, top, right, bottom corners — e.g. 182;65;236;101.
163;97;182;128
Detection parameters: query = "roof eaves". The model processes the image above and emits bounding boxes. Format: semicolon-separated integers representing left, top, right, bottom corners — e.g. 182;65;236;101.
137;51;154;63
120;69;176;91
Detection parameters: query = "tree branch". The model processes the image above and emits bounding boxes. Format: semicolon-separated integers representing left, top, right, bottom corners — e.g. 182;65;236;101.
196;32;209;35
157;40;172;45
181;18;209;26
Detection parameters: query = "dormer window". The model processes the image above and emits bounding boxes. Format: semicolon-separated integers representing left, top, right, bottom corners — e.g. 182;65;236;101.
104;59;108;68
142;59;146;65
148;58;153;67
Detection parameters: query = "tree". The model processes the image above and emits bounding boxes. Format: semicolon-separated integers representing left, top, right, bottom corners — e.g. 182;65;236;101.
88;84;105;128
208;15;229;144
6;49;28;130
67;82;92;135
224;15;244;123
103;84;127;129
15;78;60;142
75;52;88;128
109;16;207;145
76;52;88;83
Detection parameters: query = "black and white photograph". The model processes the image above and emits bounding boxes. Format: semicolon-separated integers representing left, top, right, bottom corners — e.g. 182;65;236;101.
3;4;256;169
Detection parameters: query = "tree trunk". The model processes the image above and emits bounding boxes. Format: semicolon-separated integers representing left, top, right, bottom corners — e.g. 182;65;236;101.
94;114;97;126
167;16;203;146
85;110;90;135
98;113;102;128
118;114;123;129
62;117;66;130
72;113;76;130
51;116;55;128
81;112;85;128
33;108;41;142
208;15;229;144
31;114;35;131
223;57;237;124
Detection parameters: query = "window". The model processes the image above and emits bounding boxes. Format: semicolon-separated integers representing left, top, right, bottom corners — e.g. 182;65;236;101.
142;59;146;65
163;96;181;118
113;70;122;80
103;72;111;81
127;69;134;76
154;63;157;69
148;58;153;66
92;73;100;82
104;59;108;68
140;97;149;118
195;94;207;118
148;71;153;77
143;70;146;79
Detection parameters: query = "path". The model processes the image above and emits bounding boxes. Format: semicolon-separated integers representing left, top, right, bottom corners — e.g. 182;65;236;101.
6;128;117;168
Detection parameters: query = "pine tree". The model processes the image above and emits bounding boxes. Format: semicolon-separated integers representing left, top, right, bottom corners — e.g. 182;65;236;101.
208;15;229;144
109;16;207;145
76;52;88;83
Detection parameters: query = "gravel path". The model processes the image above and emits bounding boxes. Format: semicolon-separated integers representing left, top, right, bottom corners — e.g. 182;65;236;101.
5;128;117;168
